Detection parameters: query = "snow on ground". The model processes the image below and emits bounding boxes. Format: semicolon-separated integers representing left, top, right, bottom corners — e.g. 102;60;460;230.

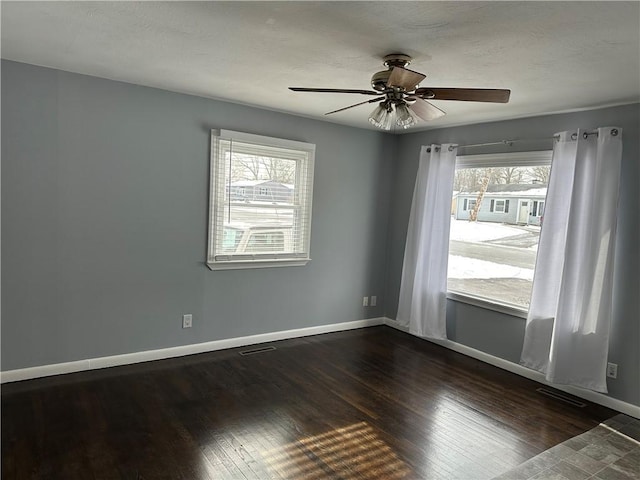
448;255;534;280
449;219;525;242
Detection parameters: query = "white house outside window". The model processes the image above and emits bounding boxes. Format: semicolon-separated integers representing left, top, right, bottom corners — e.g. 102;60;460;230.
207;130;315;270
448;151;552;314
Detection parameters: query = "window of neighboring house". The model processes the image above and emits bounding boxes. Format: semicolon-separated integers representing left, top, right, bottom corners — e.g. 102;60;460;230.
532;200;545;217
207;129;315;270
463;198;477;211
490;199;509;213
448;151;552;314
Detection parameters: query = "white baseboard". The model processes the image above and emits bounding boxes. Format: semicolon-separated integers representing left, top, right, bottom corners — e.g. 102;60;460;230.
383;318;640;419
0;317;386;384
5;316;638;419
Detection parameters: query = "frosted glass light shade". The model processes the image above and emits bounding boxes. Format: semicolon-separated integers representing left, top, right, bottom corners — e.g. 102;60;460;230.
395;102;416;128
368;104;391;130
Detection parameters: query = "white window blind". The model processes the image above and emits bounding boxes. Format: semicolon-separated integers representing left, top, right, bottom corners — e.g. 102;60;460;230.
207;130;315;270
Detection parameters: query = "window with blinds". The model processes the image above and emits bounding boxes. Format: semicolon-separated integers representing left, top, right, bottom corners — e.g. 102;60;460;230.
207;130;315;270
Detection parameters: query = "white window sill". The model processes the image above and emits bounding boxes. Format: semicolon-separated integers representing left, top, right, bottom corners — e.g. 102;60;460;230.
446;291;528;319
207;258;310;271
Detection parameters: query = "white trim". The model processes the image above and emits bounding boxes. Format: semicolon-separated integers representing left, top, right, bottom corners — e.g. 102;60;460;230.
206;258;310;270
384;318;640;419
208;129;315;271
455;150;553;168
217;129;316;152
6;316;637;419
0;318;385;384
446;291;528;319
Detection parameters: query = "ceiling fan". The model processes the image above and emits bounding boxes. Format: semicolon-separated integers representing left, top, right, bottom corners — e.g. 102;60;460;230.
289;54;510;130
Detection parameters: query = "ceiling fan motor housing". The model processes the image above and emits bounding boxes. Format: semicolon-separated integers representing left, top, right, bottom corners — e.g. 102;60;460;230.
383;53;412;68
371;70;392;91
371;53;413;91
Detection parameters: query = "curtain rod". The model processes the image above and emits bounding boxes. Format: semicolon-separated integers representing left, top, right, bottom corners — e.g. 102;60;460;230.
441;128;619;152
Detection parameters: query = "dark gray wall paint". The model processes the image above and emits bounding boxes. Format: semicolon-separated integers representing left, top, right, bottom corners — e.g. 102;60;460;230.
386;104;640;406
1;60;393;369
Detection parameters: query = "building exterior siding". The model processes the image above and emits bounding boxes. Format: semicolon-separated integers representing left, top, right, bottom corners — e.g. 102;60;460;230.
454;193;546;226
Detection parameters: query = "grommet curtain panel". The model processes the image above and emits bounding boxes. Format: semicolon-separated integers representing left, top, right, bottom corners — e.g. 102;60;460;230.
520;127;623;393
397;144;458;339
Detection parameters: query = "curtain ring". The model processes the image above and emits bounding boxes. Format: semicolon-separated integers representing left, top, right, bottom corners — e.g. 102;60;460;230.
611;128;619;136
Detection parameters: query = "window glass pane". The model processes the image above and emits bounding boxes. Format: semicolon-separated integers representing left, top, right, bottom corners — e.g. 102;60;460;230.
222;227;242;253
221;149;298;254
449;164;550;309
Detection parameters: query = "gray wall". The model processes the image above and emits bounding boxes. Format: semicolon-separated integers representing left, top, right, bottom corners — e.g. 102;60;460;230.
1;60;393;370
3;60;638;409
386;104;640;406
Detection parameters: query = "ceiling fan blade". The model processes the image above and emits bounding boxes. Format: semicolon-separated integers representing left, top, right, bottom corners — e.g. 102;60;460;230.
408;98;446;121
325;97;385;115
386;67;426;91
289;87;381;96
415;88;511;103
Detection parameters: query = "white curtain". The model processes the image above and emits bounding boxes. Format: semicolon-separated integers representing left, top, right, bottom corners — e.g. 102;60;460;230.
397;144;458;339
521;127;623;393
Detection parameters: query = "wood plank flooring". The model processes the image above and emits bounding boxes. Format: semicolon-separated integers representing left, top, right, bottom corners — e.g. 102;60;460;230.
2;326;616;479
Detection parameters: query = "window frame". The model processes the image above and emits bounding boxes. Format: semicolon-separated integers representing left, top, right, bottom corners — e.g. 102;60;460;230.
463;198;477;211
207;129;315;271
447;150;553;317
532;200;545;218
491;199;507;213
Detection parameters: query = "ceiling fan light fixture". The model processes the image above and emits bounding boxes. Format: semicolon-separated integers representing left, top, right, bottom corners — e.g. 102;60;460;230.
290;53;511;129
395;102;417;128
368;103;392;130
380;108;394;130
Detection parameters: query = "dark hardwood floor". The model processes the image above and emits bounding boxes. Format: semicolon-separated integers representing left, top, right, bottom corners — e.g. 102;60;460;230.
2;326;615;479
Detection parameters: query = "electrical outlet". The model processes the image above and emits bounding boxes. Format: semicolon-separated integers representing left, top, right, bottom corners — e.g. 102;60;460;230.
371;296;377;307
606;362;618;379
362;296;369;307
182;314;193;329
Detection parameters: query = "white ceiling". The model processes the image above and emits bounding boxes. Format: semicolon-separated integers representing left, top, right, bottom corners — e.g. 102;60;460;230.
2;1;639;132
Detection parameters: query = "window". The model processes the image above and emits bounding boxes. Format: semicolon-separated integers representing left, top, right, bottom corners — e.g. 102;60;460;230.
490;199;508;213
207;130;315;270
448;151;552;313
532;200;545;217
462;198;477;211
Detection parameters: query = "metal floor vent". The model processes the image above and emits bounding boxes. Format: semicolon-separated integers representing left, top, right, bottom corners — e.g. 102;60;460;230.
536;388;586;408
239;345;276;356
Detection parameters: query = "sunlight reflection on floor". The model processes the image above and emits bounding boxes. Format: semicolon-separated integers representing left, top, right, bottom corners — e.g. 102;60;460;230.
262;421;412;479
